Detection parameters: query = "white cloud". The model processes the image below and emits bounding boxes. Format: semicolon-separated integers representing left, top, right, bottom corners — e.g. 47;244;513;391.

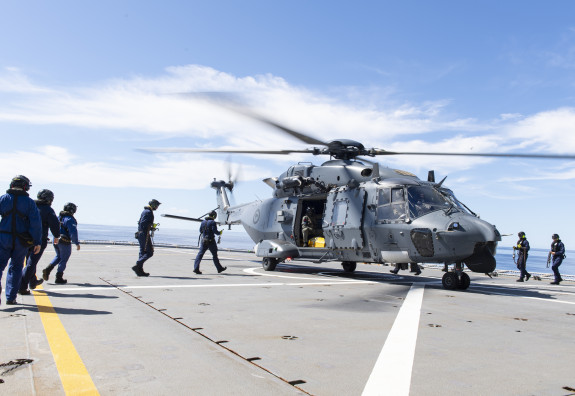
0;146;265;189
500;113;522;121
0;65;479;145
0;67;55;94
503;108;575;152
498;161;575;182
0;64;574;182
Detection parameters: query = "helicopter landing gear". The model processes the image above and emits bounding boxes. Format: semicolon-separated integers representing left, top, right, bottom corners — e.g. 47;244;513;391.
262;257;279;271
441;265;471;290
441;272;459;290
458;272;471;290
341;261;357;272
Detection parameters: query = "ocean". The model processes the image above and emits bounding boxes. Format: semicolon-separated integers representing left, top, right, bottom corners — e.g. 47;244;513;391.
78;224;573;276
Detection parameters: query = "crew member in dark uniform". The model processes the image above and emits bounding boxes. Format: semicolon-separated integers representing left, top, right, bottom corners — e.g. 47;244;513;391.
514;231;531;282
193;211;226;274
0;175;42;305
43;202;80;284
132;199;161;277
550;234;565;285
20;189;60;295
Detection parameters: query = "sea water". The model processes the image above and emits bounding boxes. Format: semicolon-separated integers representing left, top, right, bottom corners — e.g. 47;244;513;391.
78;224;573;275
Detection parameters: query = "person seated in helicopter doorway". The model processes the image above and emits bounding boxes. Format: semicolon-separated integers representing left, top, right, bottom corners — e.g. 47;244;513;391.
43;202;80;285
302;207;315;246
193;211;226;274
550;234;565;285
514;231;531;282
390;262;421;275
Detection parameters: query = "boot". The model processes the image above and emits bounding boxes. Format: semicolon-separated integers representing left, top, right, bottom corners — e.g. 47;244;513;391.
55;272;68;284
43;265;55;281
132;265;148;277
31;278;43;290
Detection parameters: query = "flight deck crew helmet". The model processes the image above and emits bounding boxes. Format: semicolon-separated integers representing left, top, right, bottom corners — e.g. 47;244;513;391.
149;199;161;210
552;234;560;240
37;189;55;204
64;202;77;214
518;231;526;238
10;175;31;191
208;210;217;219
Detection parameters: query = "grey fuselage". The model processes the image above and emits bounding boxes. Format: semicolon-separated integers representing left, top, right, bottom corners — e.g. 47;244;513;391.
215;160;501;272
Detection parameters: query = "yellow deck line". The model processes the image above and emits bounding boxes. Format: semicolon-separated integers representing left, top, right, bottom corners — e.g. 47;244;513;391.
33;285;100;395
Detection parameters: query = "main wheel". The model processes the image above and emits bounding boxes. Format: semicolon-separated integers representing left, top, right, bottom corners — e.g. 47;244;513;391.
342;261;357;272
442;272;458;290
458;272;471;290
262;257;279;271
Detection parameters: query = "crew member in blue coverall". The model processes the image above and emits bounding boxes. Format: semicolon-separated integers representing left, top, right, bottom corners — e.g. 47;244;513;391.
43;202;80;284
193;211;226;274
514;231;531;282
550;234;565;285
20;189;60;295
132;199;161;277
0;175;42;305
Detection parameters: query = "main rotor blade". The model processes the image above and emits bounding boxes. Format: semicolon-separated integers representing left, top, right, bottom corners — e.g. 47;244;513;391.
187;92;328;146
244;112;328;146
370;150;575;160
138;148;314;155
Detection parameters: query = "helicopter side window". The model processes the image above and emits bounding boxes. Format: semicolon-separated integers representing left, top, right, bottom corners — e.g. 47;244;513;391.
331;200;348;226
377;188;406;222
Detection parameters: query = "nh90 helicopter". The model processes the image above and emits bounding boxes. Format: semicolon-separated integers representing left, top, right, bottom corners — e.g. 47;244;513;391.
145;104;575;290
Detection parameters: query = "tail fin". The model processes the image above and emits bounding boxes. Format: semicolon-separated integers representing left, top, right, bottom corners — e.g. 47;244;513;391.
211;179;233;221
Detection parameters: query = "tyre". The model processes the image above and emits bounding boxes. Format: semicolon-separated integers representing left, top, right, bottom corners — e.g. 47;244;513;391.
262;257;278;271
458;272;471;290
442;272;458;290
342;261;357;272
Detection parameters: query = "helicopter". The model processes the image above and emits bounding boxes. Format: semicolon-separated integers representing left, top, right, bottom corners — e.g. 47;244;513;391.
144;102;575;290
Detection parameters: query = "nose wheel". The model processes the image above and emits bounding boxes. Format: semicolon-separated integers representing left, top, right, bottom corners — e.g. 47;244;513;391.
262;257;279;271
341;261;357;272
441;271;471;290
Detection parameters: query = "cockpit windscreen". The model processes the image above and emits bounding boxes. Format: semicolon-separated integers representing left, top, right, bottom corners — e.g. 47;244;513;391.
407;186;452;219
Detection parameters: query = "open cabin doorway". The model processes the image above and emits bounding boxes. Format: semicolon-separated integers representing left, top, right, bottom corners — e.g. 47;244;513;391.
294;197;327;247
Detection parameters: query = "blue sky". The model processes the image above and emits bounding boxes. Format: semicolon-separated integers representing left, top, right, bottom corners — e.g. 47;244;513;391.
1;1;574;248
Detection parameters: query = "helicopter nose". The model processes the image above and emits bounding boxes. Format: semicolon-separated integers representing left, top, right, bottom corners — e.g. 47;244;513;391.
420;214;500;272
463;216;501;243
458;216;500;273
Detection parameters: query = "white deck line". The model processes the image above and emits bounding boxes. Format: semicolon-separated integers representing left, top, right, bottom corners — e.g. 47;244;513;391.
362;283;425;396
41;280;374;292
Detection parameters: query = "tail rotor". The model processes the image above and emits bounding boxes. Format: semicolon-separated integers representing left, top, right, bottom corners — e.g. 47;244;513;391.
225;157;242;205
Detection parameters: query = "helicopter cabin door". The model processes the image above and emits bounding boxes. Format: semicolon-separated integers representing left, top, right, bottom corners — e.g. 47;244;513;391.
323;187;367;250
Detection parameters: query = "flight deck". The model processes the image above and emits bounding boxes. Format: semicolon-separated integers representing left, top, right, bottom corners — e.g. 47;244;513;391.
1;244;574;395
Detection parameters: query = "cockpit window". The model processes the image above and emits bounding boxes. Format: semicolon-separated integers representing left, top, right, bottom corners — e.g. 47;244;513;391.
440;188;475;216
407;186;452;219
377;188;407;222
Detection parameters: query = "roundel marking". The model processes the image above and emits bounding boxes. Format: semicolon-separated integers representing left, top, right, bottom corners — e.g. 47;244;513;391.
253;208;261;224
